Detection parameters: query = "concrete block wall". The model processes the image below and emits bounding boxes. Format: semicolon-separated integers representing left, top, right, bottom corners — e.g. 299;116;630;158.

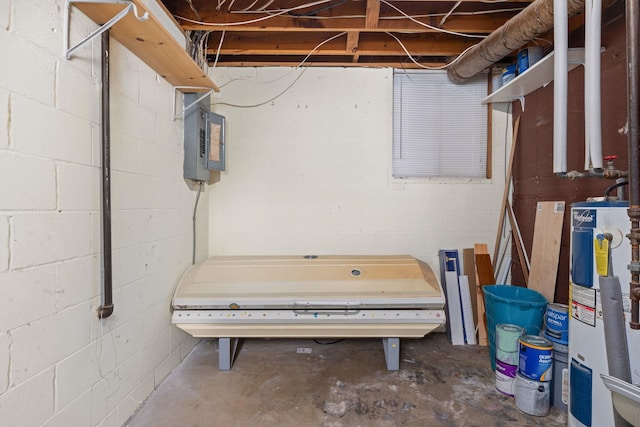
209;67;510;269
0;1;206;425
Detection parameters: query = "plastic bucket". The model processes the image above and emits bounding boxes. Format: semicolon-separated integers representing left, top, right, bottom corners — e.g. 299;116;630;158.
484;285;548;371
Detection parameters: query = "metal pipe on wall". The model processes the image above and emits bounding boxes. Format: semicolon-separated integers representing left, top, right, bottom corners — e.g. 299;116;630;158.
554;0;569;174
446;0;585;83
97;30;114;319
626;0;640;329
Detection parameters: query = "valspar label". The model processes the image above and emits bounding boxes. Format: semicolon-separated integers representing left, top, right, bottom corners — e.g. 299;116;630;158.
572;209;597;228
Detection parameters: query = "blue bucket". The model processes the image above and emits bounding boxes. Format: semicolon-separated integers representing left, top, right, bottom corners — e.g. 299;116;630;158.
484;285;548;371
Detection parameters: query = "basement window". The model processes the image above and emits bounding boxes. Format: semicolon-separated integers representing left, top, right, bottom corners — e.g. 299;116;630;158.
392;70;488;179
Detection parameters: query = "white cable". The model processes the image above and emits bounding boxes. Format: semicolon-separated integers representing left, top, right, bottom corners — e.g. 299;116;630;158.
440;1;461;26
212;30;226;70
386;32;476;70
233;7;525;18
241;0;260;12
257;0;276;11
380;0;487;39
174;0;333;26
212;31;346;107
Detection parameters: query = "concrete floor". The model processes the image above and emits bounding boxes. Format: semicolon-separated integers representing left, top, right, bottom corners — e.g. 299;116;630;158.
126;333;568;427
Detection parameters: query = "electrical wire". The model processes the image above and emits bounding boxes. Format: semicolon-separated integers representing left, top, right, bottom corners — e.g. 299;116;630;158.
211;30;226;70
192;181;204;265
379;0;487;39
385;32;477;70
439;1;462;26
174;0;334;26
212;31;347;107
288;0;348;17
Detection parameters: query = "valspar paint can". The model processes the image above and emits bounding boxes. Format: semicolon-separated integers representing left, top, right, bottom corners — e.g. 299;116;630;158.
518;335;553;382
495;324;524;396
514;373;551;417
544;303;569;345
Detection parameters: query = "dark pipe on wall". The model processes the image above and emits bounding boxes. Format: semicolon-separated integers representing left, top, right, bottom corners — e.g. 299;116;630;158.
626;0;640;329
97;30;114;319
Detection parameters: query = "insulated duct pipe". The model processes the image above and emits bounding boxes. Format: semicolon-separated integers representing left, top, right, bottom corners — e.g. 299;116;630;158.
599;275;633;427
446;0;585;83
626;0;640;329
97;30;114;319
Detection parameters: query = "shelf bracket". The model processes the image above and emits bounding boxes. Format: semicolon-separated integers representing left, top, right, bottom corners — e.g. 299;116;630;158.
518;96;525;111
63;0;149;60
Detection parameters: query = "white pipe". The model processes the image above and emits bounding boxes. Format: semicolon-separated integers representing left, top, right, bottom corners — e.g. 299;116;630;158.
554;0;569;173
586;0;604;170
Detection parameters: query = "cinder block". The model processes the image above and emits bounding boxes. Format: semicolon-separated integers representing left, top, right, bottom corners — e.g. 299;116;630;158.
155;116;182;153
180;335;200;359
0;266;57;331
154;347;181;386
0;33;55;105
0;151;56;210
55;255;100;311
109;309;155;364
57;163;100;211
0;0;8;30
138;142;182;181
110;95;155;142
55;60;99;123
11;303;90;385
56;341;115;409
11;95;92;165
110;129;140;174
139;66;173;118
109;42;141;101
90;353;138;426
111;171;156;211
116;373;154;427
12;0;64;54
42;390;91;427
12;212;91;268
0;331;9;393
0;368;55;426
139;327;171;380
0;89;8;148
0;215;8;272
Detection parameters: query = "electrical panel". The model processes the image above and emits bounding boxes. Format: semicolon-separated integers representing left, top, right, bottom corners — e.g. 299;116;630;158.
183;93;225;182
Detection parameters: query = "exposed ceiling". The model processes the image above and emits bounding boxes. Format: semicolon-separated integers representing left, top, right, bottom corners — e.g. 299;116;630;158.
159;0;550;68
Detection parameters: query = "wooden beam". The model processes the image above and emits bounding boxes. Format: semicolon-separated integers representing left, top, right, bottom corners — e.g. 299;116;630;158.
365;0;380;29
209;32;477;57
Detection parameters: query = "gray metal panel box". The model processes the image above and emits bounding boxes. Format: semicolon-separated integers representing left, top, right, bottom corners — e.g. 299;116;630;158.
183;93;211;182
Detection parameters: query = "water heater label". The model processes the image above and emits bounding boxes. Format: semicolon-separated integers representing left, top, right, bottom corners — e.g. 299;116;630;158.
571;284;596;327
572;209;597;228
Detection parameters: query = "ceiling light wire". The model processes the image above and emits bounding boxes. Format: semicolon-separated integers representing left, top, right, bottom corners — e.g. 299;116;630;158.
211;30;226;70
212;32;347;107
379;0;487;39
174;0;334;26
440;1;462;26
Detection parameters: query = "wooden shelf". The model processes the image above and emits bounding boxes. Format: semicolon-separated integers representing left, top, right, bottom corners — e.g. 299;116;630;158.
74;0;219;92
482;48;585;104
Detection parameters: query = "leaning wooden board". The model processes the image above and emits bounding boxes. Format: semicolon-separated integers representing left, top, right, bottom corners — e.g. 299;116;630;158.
528;201;566;302
473;244;492;346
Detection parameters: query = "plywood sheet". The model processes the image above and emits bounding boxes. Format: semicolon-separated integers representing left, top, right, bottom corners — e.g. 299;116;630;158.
528;201;566;302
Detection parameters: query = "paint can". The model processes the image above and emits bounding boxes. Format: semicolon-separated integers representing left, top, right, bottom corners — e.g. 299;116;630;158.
550;341;568;411
495;324;525;396
544;303;569;345
518;335;553;382
502;64;516;85
516;46;544;74
514;372;551;417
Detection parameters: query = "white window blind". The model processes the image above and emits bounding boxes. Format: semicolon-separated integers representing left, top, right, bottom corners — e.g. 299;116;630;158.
392;70;488;178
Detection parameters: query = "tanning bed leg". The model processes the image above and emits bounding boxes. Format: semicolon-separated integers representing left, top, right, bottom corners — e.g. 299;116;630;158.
382;338;400;370
218;337;239;370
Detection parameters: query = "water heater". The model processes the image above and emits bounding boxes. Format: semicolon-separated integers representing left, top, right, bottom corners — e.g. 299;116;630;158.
568;201;640;426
